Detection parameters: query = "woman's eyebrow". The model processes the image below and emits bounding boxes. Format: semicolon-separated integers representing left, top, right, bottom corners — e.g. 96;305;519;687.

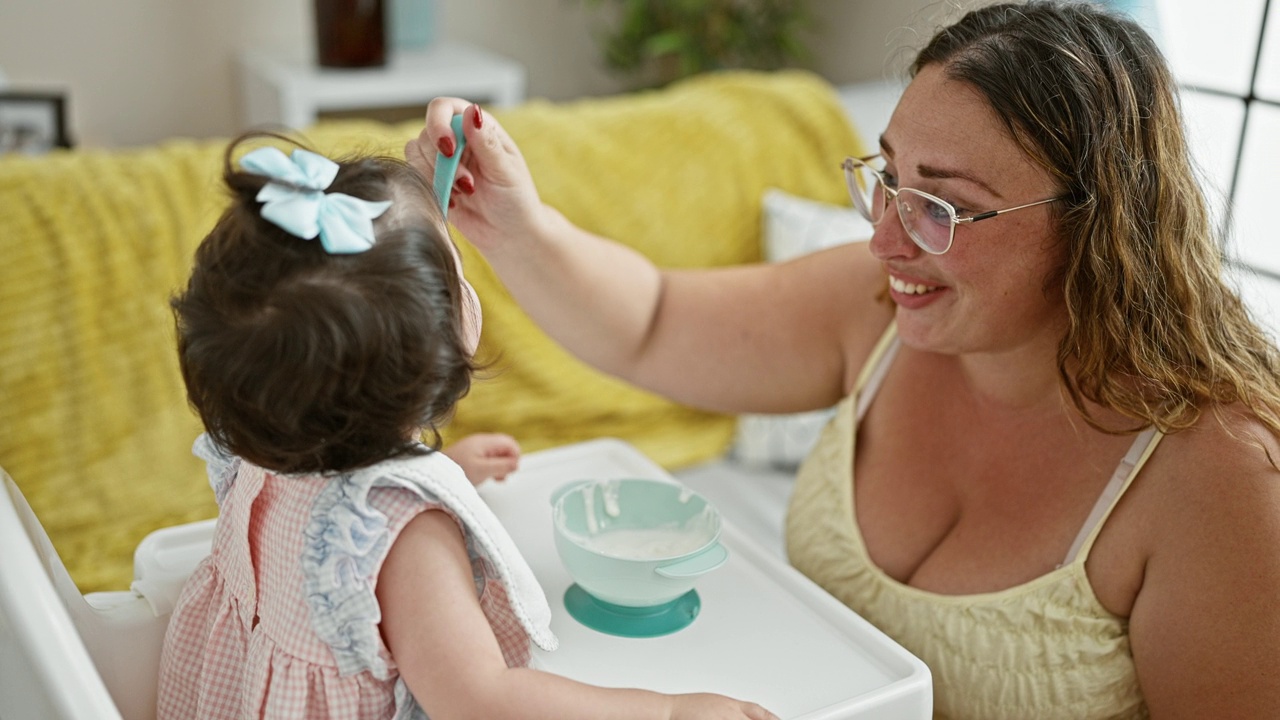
917;164;1004;200
879;134;1004;200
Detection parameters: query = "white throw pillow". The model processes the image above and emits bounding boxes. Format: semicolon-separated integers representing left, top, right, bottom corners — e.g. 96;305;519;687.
729;189;873;469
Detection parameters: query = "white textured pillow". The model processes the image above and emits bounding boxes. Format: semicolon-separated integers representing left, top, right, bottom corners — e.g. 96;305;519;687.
758;187;874;262
729;189;873;469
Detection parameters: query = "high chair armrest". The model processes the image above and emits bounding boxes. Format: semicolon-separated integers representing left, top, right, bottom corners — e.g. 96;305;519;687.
130;519;216;617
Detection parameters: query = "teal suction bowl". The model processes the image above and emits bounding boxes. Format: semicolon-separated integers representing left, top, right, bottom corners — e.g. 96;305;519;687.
551;478;729;608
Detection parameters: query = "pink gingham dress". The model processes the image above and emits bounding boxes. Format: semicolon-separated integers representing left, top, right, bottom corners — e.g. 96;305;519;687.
158;435;557;719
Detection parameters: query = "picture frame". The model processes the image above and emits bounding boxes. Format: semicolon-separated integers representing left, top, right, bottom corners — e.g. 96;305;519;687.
0;92;72;155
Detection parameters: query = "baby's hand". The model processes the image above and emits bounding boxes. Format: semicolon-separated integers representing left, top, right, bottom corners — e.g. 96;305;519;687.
669;693;779;720
442;433;521;486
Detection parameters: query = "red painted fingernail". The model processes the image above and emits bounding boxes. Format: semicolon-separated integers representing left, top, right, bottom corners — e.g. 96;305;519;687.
458;176;475;195
437;136;455;158
471;104;484;129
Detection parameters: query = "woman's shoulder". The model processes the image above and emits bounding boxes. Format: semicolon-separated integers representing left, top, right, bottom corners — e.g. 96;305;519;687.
1120;406;1280;712
1132;405;1280;575
1154;405;1280;493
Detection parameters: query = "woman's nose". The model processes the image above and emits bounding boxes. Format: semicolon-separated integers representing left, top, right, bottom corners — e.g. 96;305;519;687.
868;201;921;261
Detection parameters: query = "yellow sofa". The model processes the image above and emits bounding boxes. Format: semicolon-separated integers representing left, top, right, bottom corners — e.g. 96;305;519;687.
0;70;861;592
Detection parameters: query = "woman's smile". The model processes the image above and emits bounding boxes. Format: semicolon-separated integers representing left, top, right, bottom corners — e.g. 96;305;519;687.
888;273;942;296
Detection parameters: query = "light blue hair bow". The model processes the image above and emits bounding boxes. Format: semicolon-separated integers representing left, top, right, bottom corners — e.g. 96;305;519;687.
239;146;393;255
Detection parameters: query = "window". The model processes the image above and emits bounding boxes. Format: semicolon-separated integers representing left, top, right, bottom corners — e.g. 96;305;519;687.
1119;0;1280;335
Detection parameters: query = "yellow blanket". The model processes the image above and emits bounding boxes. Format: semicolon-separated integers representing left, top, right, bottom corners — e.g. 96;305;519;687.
0;70;862;592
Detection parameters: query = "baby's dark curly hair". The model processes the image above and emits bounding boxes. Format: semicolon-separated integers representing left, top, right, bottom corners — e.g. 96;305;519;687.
172;132;475;473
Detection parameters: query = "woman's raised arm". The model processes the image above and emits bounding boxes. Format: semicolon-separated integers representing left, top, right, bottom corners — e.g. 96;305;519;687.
405;101;891;414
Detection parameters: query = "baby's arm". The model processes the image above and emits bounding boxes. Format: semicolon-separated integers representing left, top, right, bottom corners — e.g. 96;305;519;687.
442;433;521;485
377;510;777;720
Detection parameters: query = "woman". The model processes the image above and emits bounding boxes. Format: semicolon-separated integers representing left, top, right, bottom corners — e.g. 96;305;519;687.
407;2;1280;717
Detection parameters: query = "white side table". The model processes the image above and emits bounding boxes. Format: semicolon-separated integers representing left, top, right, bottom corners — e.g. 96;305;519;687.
238;41;527;130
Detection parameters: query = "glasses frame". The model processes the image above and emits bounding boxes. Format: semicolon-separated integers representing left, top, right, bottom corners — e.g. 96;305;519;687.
842;154;1064;255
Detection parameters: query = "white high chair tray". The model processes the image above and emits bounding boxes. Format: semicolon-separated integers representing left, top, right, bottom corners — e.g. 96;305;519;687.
480;438;932;720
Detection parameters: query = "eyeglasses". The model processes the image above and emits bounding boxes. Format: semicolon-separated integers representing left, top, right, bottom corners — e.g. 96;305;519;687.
842;154;1064;255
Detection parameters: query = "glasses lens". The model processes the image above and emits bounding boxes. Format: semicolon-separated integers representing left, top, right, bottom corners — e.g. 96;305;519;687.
897;189;955;254
845;159;885;223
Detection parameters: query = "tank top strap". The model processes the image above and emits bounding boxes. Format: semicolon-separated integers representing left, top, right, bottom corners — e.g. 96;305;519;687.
855;322;900;423
1060;427;1164;567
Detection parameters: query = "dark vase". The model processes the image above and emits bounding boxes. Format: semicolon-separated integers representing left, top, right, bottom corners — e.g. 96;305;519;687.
314;0;387;68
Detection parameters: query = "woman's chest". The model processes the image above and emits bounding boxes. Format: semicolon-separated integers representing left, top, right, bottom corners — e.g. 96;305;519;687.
851;384;1148;608
785;399;1151;720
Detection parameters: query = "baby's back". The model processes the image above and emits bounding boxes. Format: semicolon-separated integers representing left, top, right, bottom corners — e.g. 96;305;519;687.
158;461;430;719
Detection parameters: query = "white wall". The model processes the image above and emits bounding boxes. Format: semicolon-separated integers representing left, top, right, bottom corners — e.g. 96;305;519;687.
0;0;978;148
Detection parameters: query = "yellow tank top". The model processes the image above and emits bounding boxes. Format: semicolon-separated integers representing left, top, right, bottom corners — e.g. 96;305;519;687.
785;325;1161;720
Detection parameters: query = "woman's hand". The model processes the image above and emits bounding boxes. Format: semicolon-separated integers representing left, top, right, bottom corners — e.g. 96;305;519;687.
405;99;549;255
442;432;521;485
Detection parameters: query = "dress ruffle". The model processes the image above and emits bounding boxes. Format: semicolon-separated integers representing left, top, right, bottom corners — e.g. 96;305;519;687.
302;475;397;679
193;434;241;507
345;448;556;655
298;447;557;717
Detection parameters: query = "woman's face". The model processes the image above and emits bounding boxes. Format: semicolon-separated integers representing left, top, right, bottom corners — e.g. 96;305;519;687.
869;63;1066;357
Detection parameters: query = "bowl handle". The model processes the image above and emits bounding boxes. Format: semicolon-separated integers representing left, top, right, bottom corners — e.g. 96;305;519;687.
654;543;729;579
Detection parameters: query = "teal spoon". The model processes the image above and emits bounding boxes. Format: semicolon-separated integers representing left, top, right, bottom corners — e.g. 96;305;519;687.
433;114;467;218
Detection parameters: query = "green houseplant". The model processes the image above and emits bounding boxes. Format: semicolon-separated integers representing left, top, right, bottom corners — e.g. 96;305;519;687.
582;0;810;87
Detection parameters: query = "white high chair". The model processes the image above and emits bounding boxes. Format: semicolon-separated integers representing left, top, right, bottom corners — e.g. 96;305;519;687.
0;468;213;720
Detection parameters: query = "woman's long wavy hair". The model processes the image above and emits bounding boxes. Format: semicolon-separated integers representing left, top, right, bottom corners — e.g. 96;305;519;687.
914;1;1280;453
172;132;475;474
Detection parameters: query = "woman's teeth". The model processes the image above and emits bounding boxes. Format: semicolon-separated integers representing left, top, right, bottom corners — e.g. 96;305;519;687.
889;276;939;295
